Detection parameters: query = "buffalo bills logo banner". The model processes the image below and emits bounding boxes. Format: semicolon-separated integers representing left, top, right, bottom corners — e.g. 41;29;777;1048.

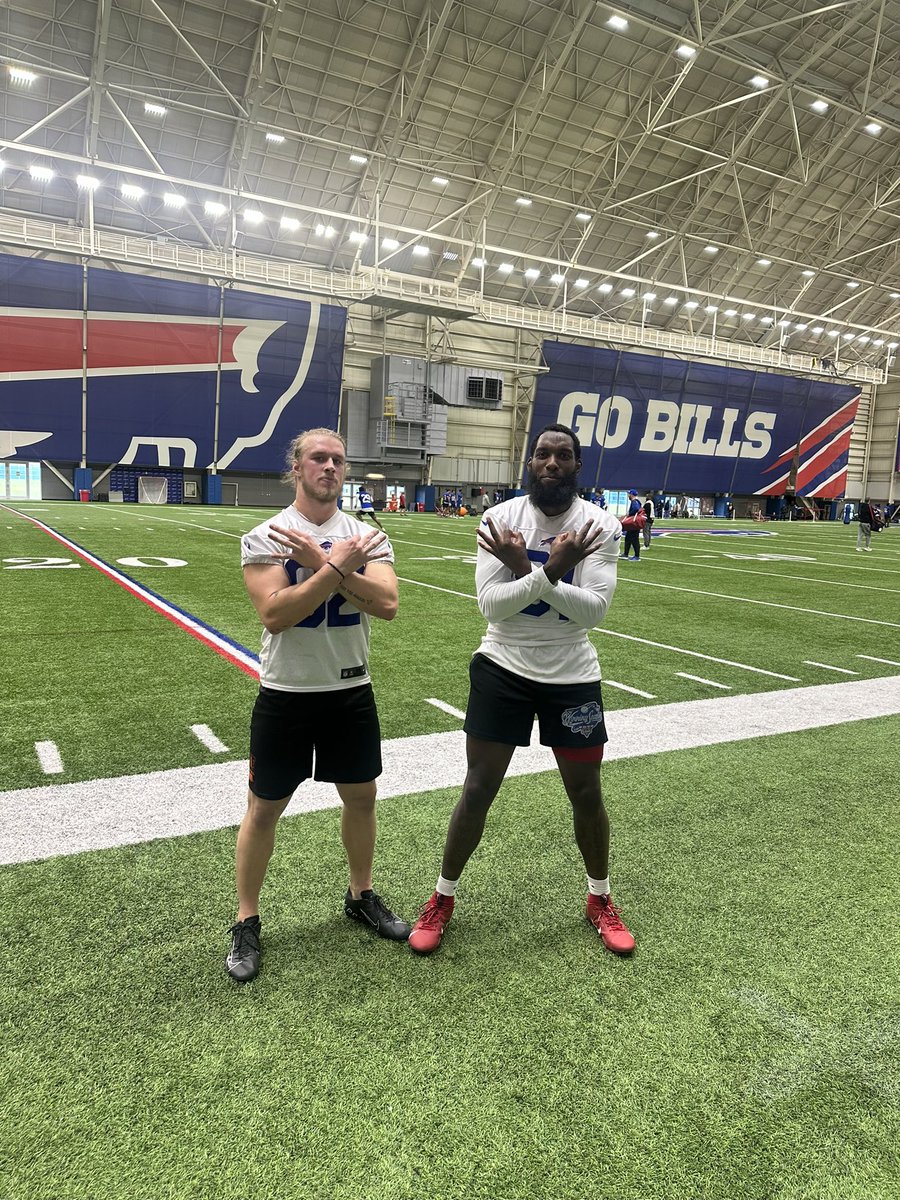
530;343;860;499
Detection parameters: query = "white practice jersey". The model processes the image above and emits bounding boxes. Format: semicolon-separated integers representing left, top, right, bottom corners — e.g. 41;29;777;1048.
241;503;394;692
475;495;620;684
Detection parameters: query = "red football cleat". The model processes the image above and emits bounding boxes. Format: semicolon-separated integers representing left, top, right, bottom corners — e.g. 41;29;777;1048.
586;893;635;954
409;891;454;954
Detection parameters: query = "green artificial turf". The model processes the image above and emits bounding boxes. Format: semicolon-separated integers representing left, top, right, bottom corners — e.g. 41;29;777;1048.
2;718;898;1200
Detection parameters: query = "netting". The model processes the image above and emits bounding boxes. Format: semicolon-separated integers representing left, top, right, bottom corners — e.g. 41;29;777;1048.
138;476;168;504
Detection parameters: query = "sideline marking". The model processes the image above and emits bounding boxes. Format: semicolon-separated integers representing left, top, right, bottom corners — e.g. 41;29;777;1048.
425;698;466;720
858;654;900;667
604;680;656;698
4;675;898;864
676;672;731;690
803;661;859;675
191;724;229;753
35;741;63;775
1;504;260;679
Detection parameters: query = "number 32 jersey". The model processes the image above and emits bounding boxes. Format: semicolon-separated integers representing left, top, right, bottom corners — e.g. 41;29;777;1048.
241;504;394;692
475;495;620;685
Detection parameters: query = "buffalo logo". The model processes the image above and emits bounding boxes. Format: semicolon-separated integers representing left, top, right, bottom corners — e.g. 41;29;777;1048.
539;536;557;547
561;701;604;739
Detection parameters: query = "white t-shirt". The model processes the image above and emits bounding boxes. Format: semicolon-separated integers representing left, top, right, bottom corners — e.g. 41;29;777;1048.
474;495;620;684
241;503;394;692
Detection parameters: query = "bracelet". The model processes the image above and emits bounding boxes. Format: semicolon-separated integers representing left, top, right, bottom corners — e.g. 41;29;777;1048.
326;561;345;580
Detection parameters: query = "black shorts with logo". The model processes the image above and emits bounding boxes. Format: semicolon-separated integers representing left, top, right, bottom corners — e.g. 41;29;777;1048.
248;683;382;800
463;653;608;749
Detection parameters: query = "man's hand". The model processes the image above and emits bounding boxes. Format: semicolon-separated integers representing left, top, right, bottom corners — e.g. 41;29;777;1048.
268;524;327;571
477;515;532;577
544;521;606;583
329;528;389;577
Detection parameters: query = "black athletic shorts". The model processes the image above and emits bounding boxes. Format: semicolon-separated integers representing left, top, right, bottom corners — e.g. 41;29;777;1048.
463;653;608;749
248;683;382;800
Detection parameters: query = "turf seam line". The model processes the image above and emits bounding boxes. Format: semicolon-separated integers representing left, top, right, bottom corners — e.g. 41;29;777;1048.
1;503;260;679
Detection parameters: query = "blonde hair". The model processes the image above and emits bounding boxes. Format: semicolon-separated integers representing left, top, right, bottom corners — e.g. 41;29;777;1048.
282;427;347;486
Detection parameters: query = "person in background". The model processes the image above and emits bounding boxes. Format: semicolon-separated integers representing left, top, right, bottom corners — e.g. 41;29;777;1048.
481;489;491;515
356;486;386;532
593;489;607;510
408;423;634;959
620;489;643;561
641;495;655;549
856;498;879;551
226;428;409;983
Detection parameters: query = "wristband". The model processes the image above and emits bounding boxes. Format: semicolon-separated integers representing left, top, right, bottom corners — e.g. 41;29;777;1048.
326;561;345;580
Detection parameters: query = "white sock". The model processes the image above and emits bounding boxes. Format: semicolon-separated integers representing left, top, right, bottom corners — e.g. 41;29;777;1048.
587;876;610;897
436;875;459;897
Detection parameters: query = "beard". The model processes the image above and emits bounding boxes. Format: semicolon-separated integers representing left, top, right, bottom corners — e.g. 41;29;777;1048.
527;471;579;511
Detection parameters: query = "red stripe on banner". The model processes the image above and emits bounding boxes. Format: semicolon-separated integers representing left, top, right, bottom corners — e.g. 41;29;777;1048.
0;316;244;374
762;395;861;476
3;506;260;679
795;427;853;491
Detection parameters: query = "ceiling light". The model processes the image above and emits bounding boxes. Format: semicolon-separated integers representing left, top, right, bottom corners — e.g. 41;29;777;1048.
243;209;265;225
498;263;515;274
30;165;54;182
381;238;400;250
349;154;368;164
846;281;859;288
864;122;882;135
76;175;100;191
779;319;792;327
664;296;679;305
676;46;696;59
890;293;900;299
442;251;459;261
705;305;718;313
811;100;829;114
646;231;660;239
704;245;718;254
826;330;839;338
742;312;756;320
280;216;300;232
524;268;540;280
9;67;38;85
802;270;815;277
794;323;808;330
348;230;368;243
163;193;186;209
515;197;532;206
889;342;898;349
574;278;589;288
607;16;628;31
204;200;227;217
315;224;336;237
757;258;771;266
723;308;737;316
759;316;773;324
412;244;430;256
432;176;449;186
621;287;635;297
811;326;824;334
857;336;869;344
749;76;769;89
471;257;486;268
843;333;855;340
874;339;884;346
265;132;285;144
144;102;167;116
550;273;566;284
575;212;592;222
598;283;613;294
684;301;698;309
643;292;657;301
121;183;144;200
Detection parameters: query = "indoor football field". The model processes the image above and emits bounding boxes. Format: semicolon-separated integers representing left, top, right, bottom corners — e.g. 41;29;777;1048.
2;500;898;1200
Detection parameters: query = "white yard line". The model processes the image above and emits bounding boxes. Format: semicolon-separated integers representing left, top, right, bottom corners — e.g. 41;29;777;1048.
425;698;467;720
647;557;900;594
619;577;900;629
676;672;731;689
857;654;900;667
34;741;63;774
802;661;859;675
3;674;898;865
190;724;229;753
604;680;656;699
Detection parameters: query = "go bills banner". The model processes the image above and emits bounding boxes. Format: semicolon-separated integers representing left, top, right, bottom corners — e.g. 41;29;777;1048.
0;253;346;471
532;343;861;498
